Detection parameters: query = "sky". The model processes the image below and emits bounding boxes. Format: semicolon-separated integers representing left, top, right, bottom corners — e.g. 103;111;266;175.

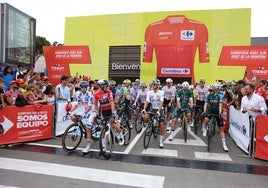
2;0;267;44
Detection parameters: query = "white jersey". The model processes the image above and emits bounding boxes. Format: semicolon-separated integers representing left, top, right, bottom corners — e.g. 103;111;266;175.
75;91;95;113
146;89;164;110
195;85;209;101
136;89;149;104
162;85;176;100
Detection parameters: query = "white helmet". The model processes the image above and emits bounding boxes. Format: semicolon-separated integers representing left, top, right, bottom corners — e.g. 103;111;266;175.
189;85;194;89
182;81;189;88
166;78;173;83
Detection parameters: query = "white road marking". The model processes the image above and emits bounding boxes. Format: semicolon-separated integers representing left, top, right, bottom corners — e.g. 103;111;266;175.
0;186;21;188
142;148;178;157
0;157;165;188
124;126;146;154
164;127;207;146
194;151;233;161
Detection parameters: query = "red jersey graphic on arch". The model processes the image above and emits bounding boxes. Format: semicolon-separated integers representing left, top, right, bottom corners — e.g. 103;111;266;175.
143;15;209;78
218;46;268;80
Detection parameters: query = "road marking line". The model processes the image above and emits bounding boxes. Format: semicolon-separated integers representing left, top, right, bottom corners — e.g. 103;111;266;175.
164;127;207;146
142;148;178;157
0;157;165;188
124;126;146;154
194;151;233;161
0;186;21;188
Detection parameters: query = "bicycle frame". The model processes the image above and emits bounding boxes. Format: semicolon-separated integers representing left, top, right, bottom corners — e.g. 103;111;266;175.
207;114;218;151
143;112;159;149
180;110;188;143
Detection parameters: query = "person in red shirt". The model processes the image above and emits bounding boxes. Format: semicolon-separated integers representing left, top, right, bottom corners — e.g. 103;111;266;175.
94;79;124;146
143;15;209;79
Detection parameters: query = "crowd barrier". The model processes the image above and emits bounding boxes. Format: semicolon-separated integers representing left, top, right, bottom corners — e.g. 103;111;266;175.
1;103;267;161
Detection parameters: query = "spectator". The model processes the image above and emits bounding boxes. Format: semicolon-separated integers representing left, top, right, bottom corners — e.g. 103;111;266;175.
15;63;25;79
250;76;266;100
55;75;71;104
4;80;19;106
43;84;56;105
2;65;15;90
0;78;6;108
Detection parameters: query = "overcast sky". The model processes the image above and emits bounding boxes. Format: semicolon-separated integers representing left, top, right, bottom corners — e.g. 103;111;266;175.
2;0;267;43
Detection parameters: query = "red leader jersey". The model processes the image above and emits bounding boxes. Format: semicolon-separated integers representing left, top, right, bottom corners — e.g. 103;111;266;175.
143;15;209;78
94;89;114;112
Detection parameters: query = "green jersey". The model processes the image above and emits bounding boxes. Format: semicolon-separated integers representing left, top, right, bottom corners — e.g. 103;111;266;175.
176;89;193;109
205;93;222;113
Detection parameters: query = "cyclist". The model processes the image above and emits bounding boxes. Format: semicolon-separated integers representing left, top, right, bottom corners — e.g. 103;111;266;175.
142;78;165;148
119;79;134;127
162;78;176;133
109;80;120;103
69;81;96;153
94;79;124;149
169;81;193;141
202;84;229;152
134;82;149;120
194;78;209;130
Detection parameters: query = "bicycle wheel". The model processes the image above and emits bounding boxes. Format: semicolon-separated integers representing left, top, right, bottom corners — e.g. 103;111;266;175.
182;116;187;143
153;117;159;139
120;120;131;146
62;123;83;152
207;122;213;151
99;125;114;159
134;114;143;134
193;115;198;135
143;122;153;149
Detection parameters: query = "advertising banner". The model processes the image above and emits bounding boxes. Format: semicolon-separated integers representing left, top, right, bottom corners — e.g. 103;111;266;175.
228;105;250;153
55;102;89;136
218;46;268;80
0;105;53;145
255;116;268;161
43;46;91;86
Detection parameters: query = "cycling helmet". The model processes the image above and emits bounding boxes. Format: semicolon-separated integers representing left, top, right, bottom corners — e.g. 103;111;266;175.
97;79;109;86
79;81;88;88
199;78;206;83
182;81;189;88
140;82;147;87
152;78;161;85
209;84;217;91
166;78;173;83
42;76;49;81
16;78;25;85
189;85;194;89
135;79;140;83
123;79;131;84
109;80;116;85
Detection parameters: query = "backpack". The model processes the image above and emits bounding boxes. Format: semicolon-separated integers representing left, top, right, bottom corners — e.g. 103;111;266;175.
15;94;28;107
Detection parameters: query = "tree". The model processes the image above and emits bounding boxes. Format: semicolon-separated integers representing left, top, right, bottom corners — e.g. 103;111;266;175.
35;36;51;60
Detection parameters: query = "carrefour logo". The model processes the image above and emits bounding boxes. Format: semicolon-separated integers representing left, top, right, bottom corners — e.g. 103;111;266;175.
181;30;195;40
230;119;247;135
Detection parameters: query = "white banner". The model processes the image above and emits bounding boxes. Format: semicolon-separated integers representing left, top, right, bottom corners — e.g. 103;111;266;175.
229;106;250;153
55;102;88;136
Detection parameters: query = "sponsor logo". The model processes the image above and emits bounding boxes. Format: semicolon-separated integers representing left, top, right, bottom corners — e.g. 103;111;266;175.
159;32;173;36
230;119;247;135
181;30;195;40
161;68;190;74
17;114;48;128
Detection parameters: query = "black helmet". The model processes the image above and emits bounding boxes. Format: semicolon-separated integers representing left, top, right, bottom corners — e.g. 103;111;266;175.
79;81;88;88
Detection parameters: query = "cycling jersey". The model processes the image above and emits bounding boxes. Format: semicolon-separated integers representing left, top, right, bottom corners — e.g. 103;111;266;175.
162;85;176;100
75;91;95;112
195;85;209;101
205;93;222;113
146;90;164;110
94;89;114;112
136;89;149;104
143;15;209;78
176;89;193;109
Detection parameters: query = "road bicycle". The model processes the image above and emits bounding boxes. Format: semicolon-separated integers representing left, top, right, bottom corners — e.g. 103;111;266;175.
116;105;132;143
143;112;160;149
180;109;188;143
207;114;219;151
62;114;102;152
193;105;204;135
99;115;131;159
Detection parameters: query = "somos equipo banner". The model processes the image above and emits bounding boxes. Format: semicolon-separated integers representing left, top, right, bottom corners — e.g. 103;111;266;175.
0;105;53;145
